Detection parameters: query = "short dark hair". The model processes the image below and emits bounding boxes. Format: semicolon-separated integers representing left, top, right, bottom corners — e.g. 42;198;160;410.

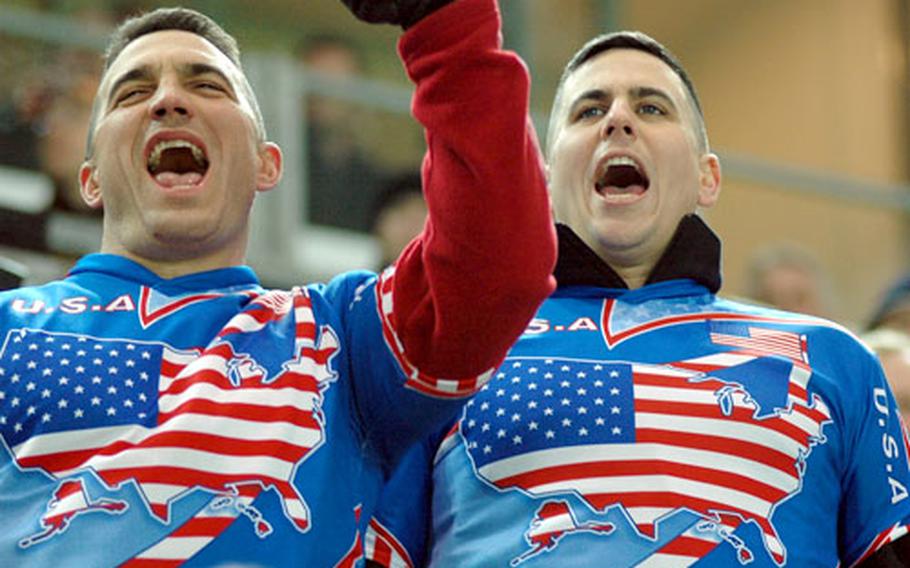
546;31;708;156
85;7;266;158
103;8;242;73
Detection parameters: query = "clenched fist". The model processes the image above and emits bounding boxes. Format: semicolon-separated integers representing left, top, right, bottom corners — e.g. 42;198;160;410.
340;0;455;28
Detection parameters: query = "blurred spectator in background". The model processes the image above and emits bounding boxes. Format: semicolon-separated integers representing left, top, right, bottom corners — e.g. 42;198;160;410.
746;241;834;318
38;51;102;216
370;171;427;270
0;43;102;252
868;272;910;335
0;72;46;171
863;328;910;422
298;33;387;232
0;55;63;250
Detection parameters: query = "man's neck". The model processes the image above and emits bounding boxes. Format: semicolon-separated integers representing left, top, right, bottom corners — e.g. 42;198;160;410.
591;243;662;290
609;264;650;290
99;240;247;280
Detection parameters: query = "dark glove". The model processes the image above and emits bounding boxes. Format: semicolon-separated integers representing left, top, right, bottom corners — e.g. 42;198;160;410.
340;0;455;28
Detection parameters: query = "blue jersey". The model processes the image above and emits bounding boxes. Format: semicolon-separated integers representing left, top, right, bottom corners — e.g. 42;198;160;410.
0;256;463;566
367;220;910;567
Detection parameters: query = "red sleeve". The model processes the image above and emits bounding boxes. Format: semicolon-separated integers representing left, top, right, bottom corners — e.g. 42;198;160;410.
381;0;556;388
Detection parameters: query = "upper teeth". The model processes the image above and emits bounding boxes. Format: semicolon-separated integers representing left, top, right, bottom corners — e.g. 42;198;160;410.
148;139;206;170
606;156;638;169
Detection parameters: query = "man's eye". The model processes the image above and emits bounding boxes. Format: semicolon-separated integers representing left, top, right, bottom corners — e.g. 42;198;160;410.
116;89;145;104
197;82;225;92
576;107;605;120
639;103;665;116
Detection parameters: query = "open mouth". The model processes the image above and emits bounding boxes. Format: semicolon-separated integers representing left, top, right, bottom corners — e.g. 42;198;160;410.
595;156;649;197
147;139;210;188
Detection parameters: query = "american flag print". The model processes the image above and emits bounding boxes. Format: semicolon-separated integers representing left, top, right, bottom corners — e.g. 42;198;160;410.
461;350;832;566
708;323;807;363
0;288;340;564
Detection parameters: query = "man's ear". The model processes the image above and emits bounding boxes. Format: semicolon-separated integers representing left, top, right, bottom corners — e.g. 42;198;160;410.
79;162;103;209
256;142;283;192
697;152;721;208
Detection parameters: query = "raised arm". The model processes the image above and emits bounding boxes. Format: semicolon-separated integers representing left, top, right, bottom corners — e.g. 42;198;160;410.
366;0;556;394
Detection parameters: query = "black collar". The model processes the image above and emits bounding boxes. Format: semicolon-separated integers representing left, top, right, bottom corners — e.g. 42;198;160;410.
553;215;722;293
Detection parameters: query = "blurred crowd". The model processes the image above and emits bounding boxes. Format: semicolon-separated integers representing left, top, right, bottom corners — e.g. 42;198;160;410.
0;38;101;247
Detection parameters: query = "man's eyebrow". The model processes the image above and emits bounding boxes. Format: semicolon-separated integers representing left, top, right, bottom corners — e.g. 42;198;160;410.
566;89;611;114
106;65;155;106
180;62;229;82
631;86;678;111
179;62;237;97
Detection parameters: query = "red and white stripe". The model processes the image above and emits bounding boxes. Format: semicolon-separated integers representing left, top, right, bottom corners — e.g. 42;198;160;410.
365;518;414;568
376;267;494;399
120;493;253;568
216;288;318;350
526;501;578;541
217;290;293;337
291;288;319;352
636;523;728;568
42;480;93;527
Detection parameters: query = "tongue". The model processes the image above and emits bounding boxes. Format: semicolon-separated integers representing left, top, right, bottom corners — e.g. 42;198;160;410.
601;184;646;196
597;165;648;197
155;172;203;188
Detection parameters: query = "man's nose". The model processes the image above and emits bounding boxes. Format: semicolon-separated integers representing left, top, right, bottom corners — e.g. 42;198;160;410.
149;84;192;121
602;102;635;139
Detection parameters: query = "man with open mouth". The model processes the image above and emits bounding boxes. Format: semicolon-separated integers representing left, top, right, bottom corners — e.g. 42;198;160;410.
367;30;910;568
0;0;557;565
